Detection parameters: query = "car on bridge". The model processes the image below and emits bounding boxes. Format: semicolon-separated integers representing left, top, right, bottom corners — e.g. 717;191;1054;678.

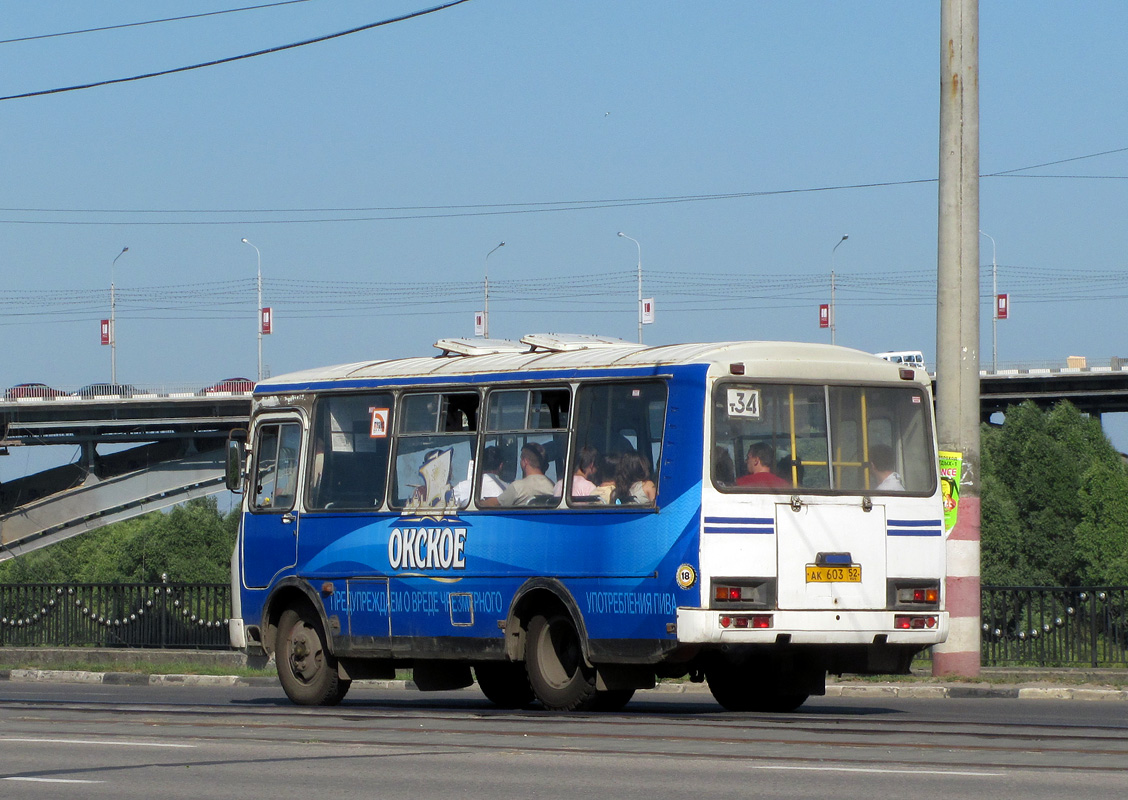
201;377;255;395
4;382;65;400
72;383;137;399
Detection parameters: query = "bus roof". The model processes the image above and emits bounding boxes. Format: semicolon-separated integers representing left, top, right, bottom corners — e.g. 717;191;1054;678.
256;335;922;391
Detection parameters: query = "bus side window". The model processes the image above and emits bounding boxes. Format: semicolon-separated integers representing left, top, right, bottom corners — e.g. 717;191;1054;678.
572;381;666;506
482;388;570;508
307;394;393;510
391;392;478;510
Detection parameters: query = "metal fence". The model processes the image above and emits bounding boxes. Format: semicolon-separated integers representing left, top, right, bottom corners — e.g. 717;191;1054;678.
0;582;230;649
981;586;1128;668
3;581;1127;665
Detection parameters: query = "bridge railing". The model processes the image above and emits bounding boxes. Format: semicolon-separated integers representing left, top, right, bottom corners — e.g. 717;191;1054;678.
980;585;1128;668
0;582;230;649
3;582;1127;665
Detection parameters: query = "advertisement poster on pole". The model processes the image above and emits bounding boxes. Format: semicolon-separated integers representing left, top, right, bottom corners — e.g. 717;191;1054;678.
939;451;962;532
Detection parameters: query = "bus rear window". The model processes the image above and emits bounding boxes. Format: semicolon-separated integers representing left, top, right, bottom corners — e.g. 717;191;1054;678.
712;382;934;494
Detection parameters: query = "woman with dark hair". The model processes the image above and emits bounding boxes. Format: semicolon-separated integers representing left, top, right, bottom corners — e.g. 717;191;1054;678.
614;451;656;505
590;452;620;504
555;444;600;499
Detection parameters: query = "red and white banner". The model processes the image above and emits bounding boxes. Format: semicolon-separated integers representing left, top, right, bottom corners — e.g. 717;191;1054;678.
819;304;830;329
641;298;655;325
261;307;273;335
100;319;111;346
996;294;1008;320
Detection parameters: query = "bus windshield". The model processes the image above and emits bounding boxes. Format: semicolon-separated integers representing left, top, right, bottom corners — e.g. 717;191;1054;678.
712;382;935;494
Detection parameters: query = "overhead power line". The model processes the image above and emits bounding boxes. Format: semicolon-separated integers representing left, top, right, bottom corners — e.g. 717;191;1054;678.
0;0;474;102
0;1;312;46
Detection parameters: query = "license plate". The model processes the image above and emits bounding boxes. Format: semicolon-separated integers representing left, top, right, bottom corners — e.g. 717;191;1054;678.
805;565;861;583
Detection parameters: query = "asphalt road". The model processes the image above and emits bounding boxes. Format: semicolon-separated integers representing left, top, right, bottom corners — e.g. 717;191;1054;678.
1;682;1126;799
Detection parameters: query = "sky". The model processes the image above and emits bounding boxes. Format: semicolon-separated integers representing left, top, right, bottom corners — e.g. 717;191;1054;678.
3;0;1128;482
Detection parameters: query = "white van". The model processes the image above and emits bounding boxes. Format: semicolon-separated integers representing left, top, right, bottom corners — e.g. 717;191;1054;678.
875;350;926;369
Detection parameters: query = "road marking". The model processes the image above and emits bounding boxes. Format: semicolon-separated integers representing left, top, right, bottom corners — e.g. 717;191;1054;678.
4;777;105;784
754;764;1003;777
0;737;195;749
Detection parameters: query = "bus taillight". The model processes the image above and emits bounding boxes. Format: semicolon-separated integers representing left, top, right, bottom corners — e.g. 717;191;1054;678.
894;614;938;630
719;614;772;629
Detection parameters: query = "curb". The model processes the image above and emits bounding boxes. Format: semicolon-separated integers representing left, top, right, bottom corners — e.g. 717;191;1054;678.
2;668;1127;702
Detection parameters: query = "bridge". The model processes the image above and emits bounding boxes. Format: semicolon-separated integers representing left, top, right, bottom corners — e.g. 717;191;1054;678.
2;361;1127;561
1;391;250;561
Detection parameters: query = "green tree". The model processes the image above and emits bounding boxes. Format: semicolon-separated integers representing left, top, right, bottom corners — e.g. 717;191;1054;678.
1075;460;1128;585
981;400;1128;586
0;497;236;584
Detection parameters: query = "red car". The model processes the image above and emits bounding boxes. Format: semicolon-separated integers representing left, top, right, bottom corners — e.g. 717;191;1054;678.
202;377;255;395
5;382;65;400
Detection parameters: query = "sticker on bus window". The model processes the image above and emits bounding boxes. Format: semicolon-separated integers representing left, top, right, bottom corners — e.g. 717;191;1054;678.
726;388;761;418
369;407;389;438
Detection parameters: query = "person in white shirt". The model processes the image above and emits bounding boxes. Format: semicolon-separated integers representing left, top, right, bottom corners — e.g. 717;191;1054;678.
869;444;906;491
453;446;508;506
482;442;554;507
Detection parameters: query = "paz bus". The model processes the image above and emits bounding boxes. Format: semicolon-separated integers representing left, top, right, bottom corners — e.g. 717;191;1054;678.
226;334;948;712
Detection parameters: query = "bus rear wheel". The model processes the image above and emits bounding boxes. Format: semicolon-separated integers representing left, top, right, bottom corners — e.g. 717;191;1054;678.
276;605;350;706
705;663;807;713
474;662;536;709
525;612;597;711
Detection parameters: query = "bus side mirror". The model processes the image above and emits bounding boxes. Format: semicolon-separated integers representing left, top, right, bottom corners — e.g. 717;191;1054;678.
226;431;247;493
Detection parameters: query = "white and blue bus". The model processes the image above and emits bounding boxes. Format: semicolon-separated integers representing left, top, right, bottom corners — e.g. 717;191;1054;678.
227;334;948;712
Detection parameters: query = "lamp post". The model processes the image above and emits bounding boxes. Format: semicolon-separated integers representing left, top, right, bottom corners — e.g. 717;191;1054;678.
617;232;643;344
241;238;263;382
483;242;505;338
980;230;998;373
110;246;128;384
830;234;848;345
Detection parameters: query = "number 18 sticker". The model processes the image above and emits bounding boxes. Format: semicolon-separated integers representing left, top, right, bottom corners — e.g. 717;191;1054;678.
726;388;761;418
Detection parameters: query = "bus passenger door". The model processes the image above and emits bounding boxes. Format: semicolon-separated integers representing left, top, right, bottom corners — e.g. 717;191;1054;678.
243;418;303;589
774;501;887;611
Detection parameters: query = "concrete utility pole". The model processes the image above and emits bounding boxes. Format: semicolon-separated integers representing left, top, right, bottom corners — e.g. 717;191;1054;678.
934;0;981;677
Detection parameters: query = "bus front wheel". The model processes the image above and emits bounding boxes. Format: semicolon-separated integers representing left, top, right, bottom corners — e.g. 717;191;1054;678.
276;605;350;706
525;612;597;711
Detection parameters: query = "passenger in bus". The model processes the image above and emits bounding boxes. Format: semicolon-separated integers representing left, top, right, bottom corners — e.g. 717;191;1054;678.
713;447;736;486
614;451;657;505
590;452;620;504
736;442;789;489
454;446;508;506
482;442;553;506
554;445;600;500
868;444;905;491
775;454;804;487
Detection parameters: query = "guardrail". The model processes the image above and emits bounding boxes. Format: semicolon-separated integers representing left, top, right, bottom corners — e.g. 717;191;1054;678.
0;582;230;650
981;586;1128;668
3;582;1126;665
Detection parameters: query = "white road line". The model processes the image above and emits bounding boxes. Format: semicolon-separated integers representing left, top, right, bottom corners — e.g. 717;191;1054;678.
4;777;105;784
754;763;1003;777
0;737;195;749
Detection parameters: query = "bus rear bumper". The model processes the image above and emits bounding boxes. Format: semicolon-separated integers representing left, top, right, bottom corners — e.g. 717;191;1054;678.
676;608;949;646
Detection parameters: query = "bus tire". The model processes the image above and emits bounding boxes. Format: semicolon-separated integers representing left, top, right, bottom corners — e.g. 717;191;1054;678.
705;663;807;713
474;662;536;709
276;605;349;706
525;612;597;711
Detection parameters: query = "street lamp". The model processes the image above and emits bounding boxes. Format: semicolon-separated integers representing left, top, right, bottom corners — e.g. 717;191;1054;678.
617;232;643;344
830;234;848;345
483;242;505;338
980;230;998;373
110;246;129;384
241;238;263;382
